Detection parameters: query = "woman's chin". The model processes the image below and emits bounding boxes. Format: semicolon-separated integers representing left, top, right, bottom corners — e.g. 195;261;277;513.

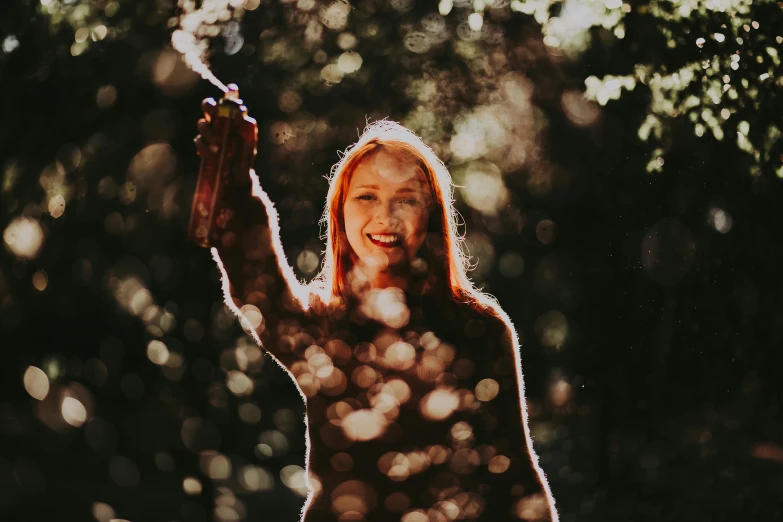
358;251;410;272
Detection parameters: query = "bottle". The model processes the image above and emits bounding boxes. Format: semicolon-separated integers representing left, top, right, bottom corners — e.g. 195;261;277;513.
187;84;258;248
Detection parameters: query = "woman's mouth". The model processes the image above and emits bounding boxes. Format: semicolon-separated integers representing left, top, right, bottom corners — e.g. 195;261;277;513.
367;233;401;248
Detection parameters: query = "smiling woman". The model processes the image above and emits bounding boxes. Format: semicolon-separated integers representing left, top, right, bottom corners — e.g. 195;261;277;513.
193;112;559;522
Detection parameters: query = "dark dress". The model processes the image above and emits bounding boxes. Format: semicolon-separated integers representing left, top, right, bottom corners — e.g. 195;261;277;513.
211;180;558;522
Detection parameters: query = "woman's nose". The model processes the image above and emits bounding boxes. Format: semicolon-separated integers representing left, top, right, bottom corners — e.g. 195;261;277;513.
374;201;399;225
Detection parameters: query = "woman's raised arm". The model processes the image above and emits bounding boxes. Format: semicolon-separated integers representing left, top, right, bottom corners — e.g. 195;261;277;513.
194;98;314;369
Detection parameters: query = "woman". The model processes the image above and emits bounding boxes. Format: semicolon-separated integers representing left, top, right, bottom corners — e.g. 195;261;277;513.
195;100;559;522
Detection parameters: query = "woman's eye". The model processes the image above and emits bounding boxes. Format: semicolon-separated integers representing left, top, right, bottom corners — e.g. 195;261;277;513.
354;195;417;205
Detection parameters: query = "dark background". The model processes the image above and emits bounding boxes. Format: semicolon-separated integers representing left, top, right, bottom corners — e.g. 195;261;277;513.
1;0;782;521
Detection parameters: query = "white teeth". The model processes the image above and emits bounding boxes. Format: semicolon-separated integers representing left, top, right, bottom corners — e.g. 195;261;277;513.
370;234;399;243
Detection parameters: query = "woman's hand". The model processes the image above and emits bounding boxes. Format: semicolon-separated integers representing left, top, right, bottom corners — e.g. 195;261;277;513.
194;97;219;157
193;95;259;190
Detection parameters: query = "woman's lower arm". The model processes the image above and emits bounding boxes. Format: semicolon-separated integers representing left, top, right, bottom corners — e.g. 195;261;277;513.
211;171;311;367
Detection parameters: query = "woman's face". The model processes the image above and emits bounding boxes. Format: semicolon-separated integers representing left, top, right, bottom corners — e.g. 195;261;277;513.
343;149;432;275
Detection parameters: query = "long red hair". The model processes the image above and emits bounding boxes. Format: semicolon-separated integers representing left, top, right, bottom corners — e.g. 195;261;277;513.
309;120;498;314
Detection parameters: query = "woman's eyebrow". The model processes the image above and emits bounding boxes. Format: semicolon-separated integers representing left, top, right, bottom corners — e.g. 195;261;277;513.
353;184;421;194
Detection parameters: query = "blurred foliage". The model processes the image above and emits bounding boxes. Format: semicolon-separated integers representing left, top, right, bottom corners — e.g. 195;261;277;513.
28;0;783;175
566;0;783;175
1;0;783;521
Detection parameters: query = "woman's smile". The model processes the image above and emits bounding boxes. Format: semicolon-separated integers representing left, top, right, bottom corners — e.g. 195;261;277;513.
367;233;402;248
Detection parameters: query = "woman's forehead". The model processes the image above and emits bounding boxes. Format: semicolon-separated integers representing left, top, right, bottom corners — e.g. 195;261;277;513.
349;150;430;190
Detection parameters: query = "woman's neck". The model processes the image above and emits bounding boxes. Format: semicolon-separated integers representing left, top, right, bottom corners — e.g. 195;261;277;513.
355;255;413;292
345;258;432;309
369;270;411;292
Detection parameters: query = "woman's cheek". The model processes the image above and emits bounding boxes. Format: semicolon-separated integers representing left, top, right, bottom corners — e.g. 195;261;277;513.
344;204;361;235
406;217;427;256
348;226;365;253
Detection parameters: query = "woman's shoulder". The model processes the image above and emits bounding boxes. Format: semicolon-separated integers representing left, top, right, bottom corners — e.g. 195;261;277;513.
454;292;517;346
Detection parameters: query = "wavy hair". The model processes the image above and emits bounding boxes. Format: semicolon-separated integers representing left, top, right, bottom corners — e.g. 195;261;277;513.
308;120;498;314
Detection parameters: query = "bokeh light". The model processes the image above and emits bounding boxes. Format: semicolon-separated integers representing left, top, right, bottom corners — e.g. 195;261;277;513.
23;366;49;401
61;397;87;427
3;216;44;259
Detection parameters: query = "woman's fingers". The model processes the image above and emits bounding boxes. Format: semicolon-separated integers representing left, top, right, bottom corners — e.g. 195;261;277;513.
201;98;217;121
194;135;214;157
195;99;220;156
197;118;221;146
